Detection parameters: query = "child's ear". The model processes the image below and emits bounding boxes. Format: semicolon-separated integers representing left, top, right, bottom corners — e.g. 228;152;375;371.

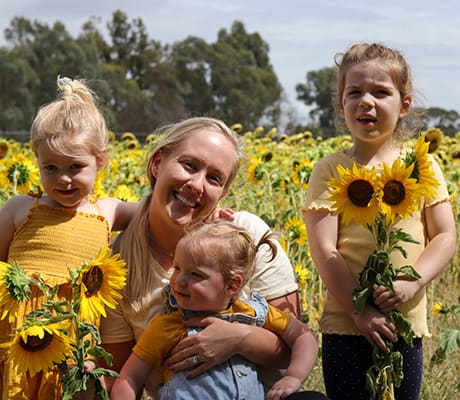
96;148;107;170
400;95;412;118
225;274;243;296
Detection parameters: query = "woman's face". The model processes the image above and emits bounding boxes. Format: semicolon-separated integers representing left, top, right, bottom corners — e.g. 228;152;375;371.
150;129;236;229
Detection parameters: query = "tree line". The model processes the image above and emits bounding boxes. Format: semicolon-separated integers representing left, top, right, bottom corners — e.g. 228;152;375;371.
1;9;459;137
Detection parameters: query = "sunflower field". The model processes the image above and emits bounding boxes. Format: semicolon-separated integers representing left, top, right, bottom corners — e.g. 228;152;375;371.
0;126;459;398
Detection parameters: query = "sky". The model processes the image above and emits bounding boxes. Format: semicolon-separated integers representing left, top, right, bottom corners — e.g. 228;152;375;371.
1;0;459;123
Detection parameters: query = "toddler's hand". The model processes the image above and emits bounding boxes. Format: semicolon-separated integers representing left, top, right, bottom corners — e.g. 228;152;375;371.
205;206;235;222
71;361;96;400
266;375;302;400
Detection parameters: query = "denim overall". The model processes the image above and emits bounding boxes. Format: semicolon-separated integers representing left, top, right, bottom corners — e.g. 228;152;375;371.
157;287;268;400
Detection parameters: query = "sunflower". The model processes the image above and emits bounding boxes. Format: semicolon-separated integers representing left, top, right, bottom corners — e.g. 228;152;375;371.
231;123;243;133
77;245;127;322
0;262;32;323
406;135;439;201
377;158;424;224
291;159;313;189
92;169;109;199
431;301;446;316
113;184;140;202
120;132;137;141
328;163;380;226
5;322;73;376
107;130;116;142
0;153;40;193
294;264;310;289
247;156;264;185
0;140;8;159
285;216;308;245
424;128;443;153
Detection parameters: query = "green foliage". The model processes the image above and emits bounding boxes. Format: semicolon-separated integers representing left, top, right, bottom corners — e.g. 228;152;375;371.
296;66;337;135
366;344;403;400
430;304;460;365
0;13;282;133
4;262;31;301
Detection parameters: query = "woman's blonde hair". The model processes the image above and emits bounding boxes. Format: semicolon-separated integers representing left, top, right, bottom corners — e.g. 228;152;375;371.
31;77;107;160
113;117;244;306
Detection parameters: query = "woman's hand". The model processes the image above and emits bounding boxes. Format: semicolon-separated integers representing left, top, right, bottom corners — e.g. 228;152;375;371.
352;305;397;352
164;316;249;378
373;280;421;313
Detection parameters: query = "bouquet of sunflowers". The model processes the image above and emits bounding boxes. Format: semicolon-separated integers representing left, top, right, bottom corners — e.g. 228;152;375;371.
327;135;438;400
0;245;127;400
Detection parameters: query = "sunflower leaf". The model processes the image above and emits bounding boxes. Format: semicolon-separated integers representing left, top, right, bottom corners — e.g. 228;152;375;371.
5;263;31;301
79;321;101;342
396;265;421;280
353;288;372;313
87;345;114;365
388;310;414;346
439;329;460;356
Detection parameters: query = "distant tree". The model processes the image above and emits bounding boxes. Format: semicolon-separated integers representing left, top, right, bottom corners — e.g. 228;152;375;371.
171;36;214;116
418;106;459;136
296;66;336;136
5;17;95;107
84;10;186;132
1;14;283;132
1;17;99;131
209;21;282;128
0;47;39;130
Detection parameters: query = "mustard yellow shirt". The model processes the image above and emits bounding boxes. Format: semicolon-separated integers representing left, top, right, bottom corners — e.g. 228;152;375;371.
134;297;291;384
1;197;110;400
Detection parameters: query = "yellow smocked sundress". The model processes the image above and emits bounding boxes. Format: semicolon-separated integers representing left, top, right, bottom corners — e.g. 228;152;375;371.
0;194;110;400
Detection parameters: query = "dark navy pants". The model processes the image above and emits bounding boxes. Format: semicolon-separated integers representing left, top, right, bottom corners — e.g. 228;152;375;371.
322;334;423;400
286;391;330;399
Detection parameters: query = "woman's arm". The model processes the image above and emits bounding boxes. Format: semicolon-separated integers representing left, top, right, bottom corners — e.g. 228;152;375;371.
164;316;290;378
268;291;301;319
98;198;139;232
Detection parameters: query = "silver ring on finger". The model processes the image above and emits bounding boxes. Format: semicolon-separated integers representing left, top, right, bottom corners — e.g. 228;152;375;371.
191;354;200;366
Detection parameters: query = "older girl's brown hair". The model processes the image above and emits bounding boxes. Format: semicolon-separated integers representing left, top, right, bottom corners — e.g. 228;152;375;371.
333;43;419;138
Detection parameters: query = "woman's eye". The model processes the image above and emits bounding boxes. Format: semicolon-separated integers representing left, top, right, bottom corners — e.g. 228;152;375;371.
182;161;195;170
208;174;223;186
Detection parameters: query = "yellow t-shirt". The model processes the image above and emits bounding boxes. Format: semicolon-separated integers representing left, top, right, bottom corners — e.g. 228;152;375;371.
303;151;450;337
